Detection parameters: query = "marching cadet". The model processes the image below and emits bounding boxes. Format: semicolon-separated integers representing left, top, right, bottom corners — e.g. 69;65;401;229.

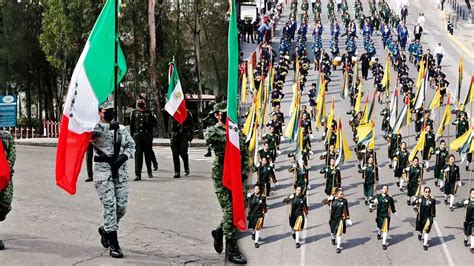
301;112;313;137
386;130;402;167
380;101;391;135
302;127;313;167
259;142;275;166
422;125;436;170
370;185;397;250
463;188;474;253
431;139;449;189
257;157;276;197
453;111;470;170
416;110;434;140
413;186;436;251
283;186;309;248
271;86;285;107
263;126;280;157
442;155;461;211
206;102;248;264
321;157;342;197
267;114;283;151
91;101;135;258
309;83;318;119
247;185;267;248
130;97;157;181
269;104;285;128
394;142;409;189
403;157;423;205
324;188;352;254
360;156;379;211
320;144;338;166
0;129;15;250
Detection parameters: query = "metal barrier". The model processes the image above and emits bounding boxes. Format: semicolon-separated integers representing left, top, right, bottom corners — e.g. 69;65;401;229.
1;127;38;139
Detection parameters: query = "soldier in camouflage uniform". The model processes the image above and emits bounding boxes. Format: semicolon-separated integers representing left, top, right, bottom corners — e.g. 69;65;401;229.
91;101;135;258
0;130;15;250
205;102;248;264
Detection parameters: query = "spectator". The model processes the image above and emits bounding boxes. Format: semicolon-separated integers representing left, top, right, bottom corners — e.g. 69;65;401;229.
434;43;445;66
417;13;425;27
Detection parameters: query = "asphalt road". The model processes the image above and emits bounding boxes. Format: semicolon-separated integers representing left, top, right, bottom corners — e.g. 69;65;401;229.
1;1;474;265
239;0;473;265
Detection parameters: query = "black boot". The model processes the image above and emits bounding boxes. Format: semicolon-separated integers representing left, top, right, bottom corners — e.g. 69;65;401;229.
211;228;223;254
227;239;247;264
108;231;123;258
85;176;93;182
98;226;110;248
0;239;4;250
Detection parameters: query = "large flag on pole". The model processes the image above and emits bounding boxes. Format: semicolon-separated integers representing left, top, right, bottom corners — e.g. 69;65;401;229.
409;127;426;161
55;0;127;195
437;94;451;138
357;121;375;147
361;90;376;124
354;82;363;112
0;141;11;191
428;86;441;110
389;87;399;129
392;100;409;133
166;62;188;124
413;74;426;110
457;56;464;104
381;53;391;97
335;117;353;166
223;0;246;231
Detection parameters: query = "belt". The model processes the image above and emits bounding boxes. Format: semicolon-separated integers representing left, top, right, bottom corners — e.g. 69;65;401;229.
94;156;112;163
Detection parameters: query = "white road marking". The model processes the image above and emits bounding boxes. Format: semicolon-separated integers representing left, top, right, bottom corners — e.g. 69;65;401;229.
433;221;455;266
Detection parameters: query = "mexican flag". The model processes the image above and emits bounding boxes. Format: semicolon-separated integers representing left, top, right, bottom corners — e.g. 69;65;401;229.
223;0;246;231
55;0;127;195
165;62;187;124
0;141;11;191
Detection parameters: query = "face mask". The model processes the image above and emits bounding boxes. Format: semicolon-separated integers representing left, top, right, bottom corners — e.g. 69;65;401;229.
138;102;145;109
103;110;114;122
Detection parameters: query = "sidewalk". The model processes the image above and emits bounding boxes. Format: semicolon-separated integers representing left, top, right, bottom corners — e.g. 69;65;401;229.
14;137;207;147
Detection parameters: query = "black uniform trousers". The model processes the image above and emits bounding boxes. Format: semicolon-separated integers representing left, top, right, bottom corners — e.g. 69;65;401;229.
134;132;153;177
86;143;93;179
171;134;189;174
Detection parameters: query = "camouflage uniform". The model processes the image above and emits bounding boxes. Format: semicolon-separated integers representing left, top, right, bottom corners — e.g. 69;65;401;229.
0;131;15;222
91;122;135;233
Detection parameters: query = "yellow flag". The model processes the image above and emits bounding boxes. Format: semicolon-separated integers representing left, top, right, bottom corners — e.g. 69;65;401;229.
368;125;375;150
356;121;374;146
289;82;298;115
315;80;327;128
449;129;472;151
327;97;335;136
354;82;363;112
360;95;369;124
428;86;441;109
409;129;426;161
416;58;425;89
242;103;255;136
241;72;247;103
248;125;258;152
381;53;390;96
436;95;451;138
470;75;474;103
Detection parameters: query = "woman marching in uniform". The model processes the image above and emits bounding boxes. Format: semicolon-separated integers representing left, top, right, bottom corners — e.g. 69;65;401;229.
463;188;474;253
403;157;423;205
360;156;379;211
257;157;276;196
370;185;397;250
442;155;461;211
431;139;449;189
413;186;436;251
324;188;352;253
320;157;342;197
247;185;267;248
393;142;409;190
283;186;309;248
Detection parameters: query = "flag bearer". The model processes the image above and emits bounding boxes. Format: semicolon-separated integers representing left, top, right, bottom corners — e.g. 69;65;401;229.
413;186;436;251
324;188;352;254
442;155;461;211
403;157;423;205
283;186;309;249
431;140;449;189
370;185;397;250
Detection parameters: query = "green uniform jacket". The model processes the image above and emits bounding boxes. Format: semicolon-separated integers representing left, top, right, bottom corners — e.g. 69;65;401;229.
394;148;409;178
415;196;436;233
321;166;341;196
247;194;266;229
432;148;449;180
404;166;422;197
374;194;396;230
464;199;474;236
329;198;350;234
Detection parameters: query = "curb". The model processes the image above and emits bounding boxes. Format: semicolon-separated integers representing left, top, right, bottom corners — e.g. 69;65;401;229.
15;140;208;148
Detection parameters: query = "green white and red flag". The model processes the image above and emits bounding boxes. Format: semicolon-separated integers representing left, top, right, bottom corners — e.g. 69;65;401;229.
55;0;127;195
223;0;246;231
165;62;187;124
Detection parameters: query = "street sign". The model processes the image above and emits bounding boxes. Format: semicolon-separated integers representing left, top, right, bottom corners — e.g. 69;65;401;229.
0;95;17;127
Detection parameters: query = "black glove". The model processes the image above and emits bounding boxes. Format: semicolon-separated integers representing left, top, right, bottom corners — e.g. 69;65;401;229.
113;154;128;172
109;121;120;130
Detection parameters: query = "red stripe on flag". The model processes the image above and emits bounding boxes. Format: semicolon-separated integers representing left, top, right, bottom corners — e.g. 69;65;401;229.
173;100;188;125
55;115;93;195
223;118;246;231
0;140;11;191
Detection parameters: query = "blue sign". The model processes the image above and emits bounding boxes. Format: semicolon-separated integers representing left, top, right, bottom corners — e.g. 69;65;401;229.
0;95;17;127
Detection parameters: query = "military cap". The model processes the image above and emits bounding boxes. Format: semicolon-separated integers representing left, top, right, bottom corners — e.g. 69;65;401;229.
212;102;227;113
99;100;114;110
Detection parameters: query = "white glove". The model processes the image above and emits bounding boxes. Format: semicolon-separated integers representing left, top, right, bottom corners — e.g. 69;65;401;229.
289;194;295;199
394;212;398;216
256;163;261;167
274;181;279;186
346;219;353;226
281;136;285;141
443;168;450;172
307;184;312;190
327;195;335;201
310;134;314;139
247;193;252;198
464;199;469;205
309;151;314;155
457;181;462;187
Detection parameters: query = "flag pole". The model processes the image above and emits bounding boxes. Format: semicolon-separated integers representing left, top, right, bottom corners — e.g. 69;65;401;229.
114;0;119;120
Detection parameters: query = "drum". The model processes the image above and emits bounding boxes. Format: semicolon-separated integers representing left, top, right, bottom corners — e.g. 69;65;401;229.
332;56;342;66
